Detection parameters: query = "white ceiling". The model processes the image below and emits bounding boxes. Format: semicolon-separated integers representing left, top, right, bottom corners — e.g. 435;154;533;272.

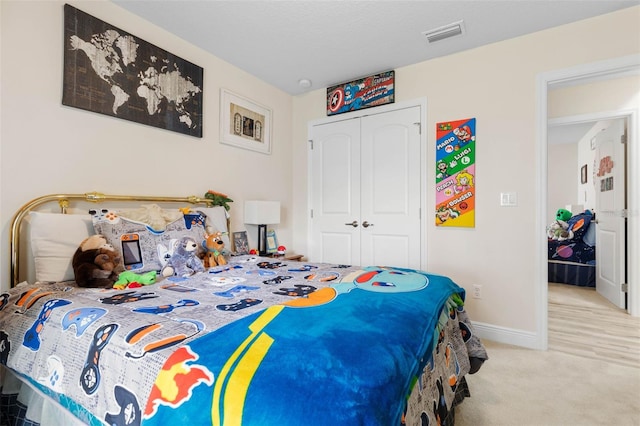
112;0;637;95
111;0;638;144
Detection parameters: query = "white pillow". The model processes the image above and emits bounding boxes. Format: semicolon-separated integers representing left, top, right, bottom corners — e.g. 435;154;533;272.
29;211;95;282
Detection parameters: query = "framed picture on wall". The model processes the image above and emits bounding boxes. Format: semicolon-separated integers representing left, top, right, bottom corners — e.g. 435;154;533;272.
581;164;588;184
220;89;272;154
232;231;249;255
62;4;203;137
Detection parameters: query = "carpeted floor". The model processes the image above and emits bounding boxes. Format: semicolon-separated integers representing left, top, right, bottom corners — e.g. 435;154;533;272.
455;285;640;426
454;339;640;426
456;341;640;426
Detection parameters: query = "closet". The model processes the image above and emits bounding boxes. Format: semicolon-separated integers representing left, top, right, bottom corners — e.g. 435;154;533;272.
309;105;423;267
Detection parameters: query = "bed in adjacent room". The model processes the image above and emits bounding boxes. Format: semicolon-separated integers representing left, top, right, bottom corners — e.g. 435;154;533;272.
547;210;597;287
0;192;487;426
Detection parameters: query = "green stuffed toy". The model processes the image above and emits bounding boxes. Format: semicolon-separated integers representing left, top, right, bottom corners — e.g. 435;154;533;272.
555;208;572;222
113;270;157;290
547;208;574;241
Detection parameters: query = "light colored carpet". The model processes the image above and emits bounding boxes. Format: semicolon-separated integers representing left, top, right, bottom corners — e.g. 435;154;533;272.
455;339;640;426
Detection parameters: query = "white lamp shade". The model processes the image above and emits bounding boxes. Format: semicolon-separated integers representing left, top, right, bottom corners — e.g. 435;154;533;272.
244;201;281;225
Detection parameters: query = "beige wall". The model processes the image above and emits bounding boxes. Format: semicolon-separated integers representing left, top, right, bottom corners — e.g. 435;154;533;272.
547;143;579;220
1;1;639;341
0;0;295;291
546;75;640;220
549;75;640;216
549;75;640;119
292;6;640;335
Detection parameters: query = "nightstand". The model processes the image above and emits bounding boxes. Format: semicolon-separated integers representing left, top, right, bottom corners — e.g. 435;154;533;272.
269;253;304;261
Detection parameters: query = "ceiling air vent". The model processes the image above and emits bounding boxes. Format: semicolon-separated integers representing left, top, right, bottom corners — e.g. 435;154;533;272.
422;20;465;43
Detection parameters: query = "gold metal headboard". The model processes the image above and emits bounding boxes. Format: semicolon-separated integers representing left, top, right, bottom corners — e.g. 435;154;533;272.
10;191;217;288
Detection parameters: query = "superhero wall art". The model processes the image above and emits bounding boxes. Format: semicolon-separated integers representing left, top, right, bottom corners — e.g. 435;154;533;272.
326;71;394;116
435;118;476;228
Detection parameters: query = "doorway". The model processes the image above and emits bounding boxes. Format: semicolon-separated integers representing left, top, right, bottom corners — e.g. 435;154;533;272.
546;115;634;360
537;54;640;350
548;116;629;305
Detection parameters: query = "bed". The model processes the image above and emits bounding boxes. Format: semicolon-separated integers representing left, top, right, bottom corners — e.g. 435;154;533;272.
547;211;597;287
0;192;487;426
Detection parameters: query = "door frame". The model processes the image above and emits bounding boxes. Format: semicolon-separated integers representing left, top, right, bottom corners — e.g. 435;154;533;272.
536;54;640;350
306;97;428;269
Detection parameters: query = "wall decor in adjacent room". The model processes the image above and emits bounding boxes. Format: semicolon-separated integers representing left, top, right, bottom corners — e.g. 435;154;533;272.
62;4;203;137
220;88;272;154
326;70;395;116
435;118;476;228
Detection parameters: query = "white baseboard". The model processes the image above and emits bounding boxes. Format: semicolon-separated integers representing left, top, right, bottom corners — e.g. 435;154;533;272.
472;321;543;350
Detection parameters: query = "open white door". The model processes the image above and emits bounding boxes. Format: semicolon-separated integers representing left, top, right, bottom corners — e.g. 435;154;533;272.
594;118;627;310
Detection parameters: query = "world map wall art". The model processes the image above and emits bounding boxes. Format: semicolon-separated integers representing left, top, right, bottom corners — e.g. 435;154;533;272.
62;4;203;137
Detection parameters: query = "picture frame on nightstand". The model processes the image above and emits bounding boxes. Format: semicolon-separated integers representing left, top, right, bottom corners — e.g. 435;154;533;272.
232;231;249;255
266;229;278;254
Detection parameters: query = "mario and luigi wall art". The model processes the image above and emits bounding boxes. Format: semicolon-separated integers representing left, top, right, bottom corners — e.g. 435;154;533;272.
436;118;476;228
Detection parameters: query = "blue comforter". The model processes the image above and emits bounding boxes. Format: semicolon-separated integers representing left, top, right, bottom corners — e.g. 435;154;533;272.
0;259;470;426
144;267;463;425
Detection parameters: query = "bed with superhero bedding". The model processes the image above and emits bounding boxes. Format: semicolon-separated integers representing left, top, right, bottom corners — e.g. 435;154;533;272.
0;193;487;426
547;209;596;287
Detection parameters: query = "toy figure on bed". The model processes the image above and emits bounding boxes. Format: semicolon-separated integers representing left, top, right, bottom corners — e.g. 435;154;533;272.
547;208;574;241
202;231;227;267
161;236;206;277
113;270;157;290
72;235;124;287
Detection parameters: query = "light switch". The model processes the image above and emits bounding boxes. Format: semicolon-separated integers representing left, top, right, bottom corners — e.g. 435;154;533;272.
500;192;517;206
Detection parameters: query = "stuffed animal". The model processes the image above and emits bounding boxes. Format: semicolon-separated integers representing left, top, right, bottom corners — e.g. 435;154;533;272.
202;232;227;268
547;220;574;241
161;236;205;277
113;270;157;290
72;235;123;288
555;208;572;222
547;208;575;241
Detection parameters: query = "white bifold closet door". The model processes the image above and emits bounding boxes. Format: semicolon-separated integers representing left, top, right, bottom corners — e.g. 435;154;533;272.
309;106;422;268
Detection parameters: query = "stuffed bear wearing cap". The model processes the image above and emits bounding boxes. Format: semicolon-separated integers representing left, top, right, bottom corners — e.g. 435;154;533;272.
72;234;123;287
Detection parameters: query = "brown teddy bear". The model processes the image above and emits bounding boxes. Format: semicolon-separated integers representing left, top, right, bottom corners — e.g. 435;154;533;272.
72;234;123;287
202;232;227;268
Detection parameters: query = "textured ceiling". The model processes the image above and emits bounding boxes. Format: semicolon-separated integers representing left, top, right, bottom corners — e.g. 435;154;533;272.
111;1;638;144
112;0;637;96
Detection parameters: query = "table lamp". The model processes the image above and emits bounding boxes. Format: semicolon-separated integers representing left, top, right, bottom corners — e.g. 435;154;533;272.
244;200;280;256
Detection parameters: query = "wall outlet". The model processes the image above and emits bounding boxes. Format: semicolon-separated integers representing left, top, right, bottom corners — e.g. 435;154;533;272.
472;284;482;299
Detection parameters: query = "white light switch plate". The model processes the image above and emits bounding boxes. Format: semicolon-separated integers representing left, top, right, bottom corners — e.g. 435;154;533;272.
500;192;517;206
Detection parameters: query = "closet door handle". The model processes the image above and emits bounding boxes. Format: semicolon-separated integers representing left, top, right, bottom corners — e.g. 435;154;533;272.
345;221;359;227
362;221;373;228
